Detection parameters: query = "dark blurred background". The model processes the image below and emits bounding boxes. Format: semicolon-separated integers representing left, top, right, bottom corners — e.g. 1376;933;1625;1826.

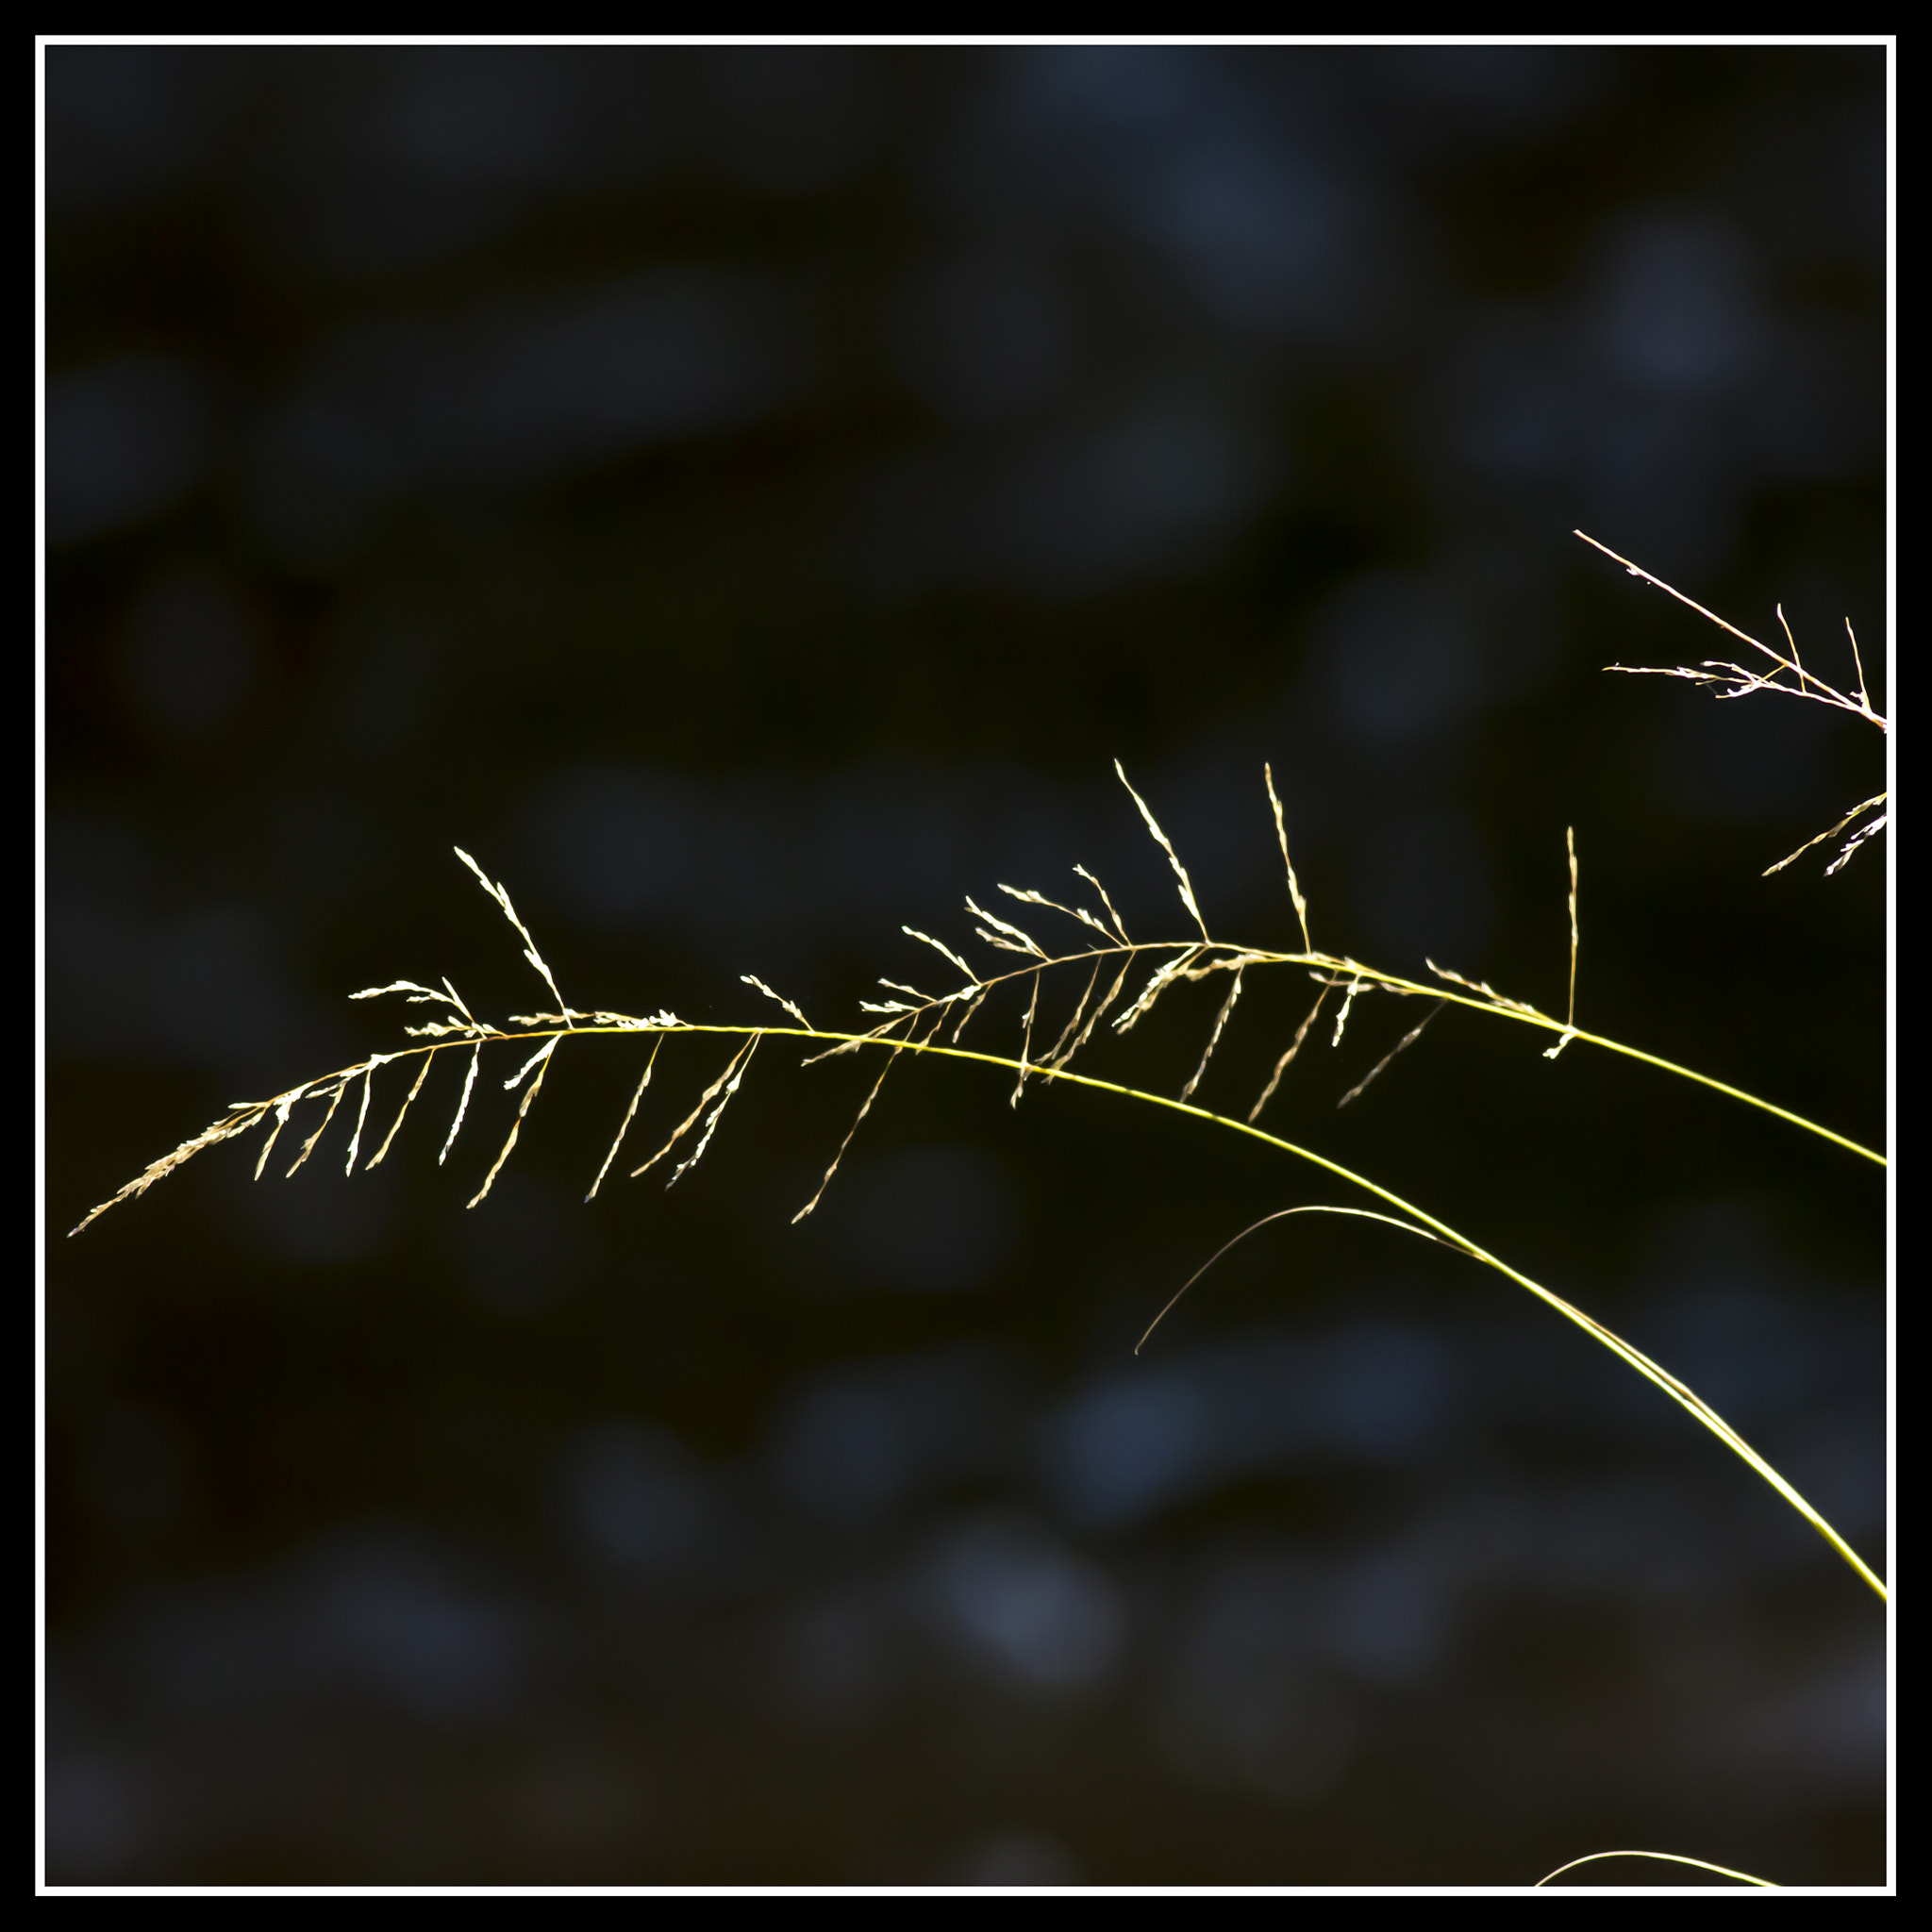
43;45;1888;1886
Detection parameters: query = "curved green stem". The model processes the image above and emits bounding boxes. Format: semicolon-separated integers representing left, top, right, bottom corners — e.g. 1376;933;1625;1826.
64;1004;1887;1605
1536;1850;1778;1888
515;1018;1889;1601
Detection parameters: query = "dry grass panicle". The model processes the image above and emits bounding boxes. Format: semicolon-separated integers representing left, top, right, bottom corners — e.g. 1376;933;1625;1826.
67;544;1889;1617
61;538;1887;1885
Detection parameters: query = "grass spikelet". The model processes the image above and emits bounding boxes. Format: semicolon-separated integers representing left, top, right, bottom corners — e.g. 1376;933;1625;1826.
1055;957;1131;1069
1114;758;1210;942
351;978;467;1018
1427;959;1542;1022
467;1040;557;1209
1776;603;1810;696
343;1059;385;1175
286;1077;351;1178
792;1022;928;1223
587;1036;662;1202
632;1038;758;1183
1543;826;1580;1060
1338;997;1447;1108
902;926;978;986
949;982;991;1043
1041;960;1102;1071
1844;614;1871;708
380;974;489;1041
580;1008;681;1030
454;846;575;1026
964;894;1047;958
1113;944;1203;1036
254;1090;302;1180
1262;761;1312;953
68;1103;276;1237
999;881;1114;943
1821;798;1888;875
440;1043;482;1167
503;1038;558;1093
1248;982;1330;1123
1330;972;1363;1049
1763;791;1890;879
1180;948;1272;982
1010;970;1041;1106
1073;863;1130;943
799;1010;904;1065
1179;967;1243;1103
369;1056;435;1170
742;974;810;1028
667;1036;758;1187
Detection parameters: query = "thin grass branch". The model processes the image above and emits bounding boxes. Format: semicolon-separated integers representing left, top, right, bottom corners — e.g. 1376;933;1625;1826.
1577;529;1887;874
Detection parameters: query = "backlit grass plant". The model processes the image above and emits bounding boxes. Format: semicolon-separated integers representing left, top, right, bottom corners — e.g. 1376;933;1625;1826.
67;536;1888;1884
